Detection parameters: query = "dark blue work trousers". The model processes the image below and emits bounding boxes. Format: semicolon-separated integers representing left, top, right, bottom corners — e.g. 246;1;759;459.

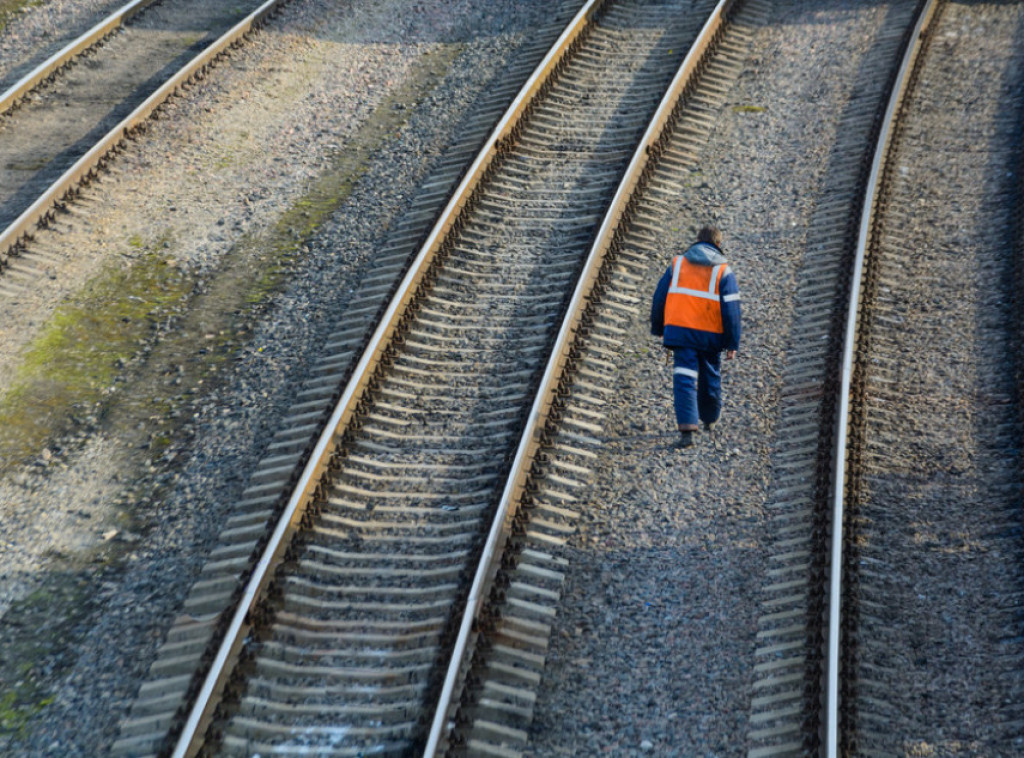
672;348;722;429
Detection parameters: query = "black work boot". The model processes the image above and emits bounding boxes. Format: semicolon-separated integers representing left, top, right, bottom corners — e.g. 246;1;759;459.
675;425;698;448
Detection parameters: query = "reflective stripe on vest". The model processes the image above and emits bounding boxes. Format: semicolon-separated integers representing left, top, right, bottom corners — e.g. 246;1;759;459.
665;255;728;334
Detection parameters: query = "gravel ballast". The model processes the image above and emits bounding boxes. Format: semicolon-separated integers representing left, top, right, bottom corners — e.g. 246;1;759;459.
526;1;925;754
2;0;1021;755
0;0;563;753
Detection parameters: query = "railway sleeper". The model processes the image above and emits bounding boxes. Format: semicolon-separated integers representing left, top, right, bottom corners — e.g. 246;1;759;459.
462;736;522;758
271;624;443;652
110;731;166;756
239;676;423;712
206;512;271;542
248;461;301;486
469;694;534;724
183;588;237;616
236;695;418;726
324;482;492;505
225;716;415;746
279;593;455;620
478;657;543;690
256;450;308;473
220;734;407;758
257;641;438;668
199;552;252;577
466;716;530;750
490;613;552;651
224;508;275;531
252;655;434;684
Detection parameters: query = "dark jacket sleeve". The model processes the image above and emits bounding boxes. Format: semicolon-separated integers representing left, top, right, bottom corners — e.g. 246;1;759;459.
650;268;671;337
719;270;741;351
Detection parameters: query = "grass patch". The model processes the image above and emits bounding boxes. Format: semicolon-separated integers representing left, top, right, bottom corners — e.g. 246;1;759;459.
0;577;90;738
0;0;42;35
0;45;463;476
0;244;191;472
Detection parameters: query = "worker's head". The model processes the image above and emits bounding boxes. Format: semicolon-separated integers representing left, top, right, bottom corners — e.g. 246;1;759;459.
697;225;722;248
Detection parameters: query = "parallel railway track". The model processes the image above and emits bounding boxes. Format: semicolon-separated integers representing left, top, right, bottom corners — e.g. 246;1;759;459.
0;0;291;290
746;1;933;748
110;0;773;754
42;0;1022;753
107;0;589;750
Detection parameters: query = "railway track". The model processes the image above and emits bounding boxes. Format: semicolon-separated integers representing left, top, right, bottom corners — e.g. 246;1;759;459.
0;0;290;291
86;0;1024;752
748;0;1024;754
107;0;589;752
108;0;771;755
744;2;931;749
836;0;1024;752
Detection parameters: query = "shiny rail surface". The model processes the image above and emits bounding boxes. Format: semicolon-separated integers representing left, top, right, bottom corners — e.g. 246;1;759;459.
826;1;939;752
159;0;734;755
109;2;585;754
743;1;932;755
0;0;156;115
0;0;290;282
836;0;1024;752
440;0;769;752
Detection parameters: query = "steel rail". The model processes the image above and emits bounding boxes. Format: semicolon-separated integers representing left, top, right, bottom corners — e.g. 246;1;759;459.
422;0;735;754
169;1;606;755
0;0;158;117
823;0;939;753
0;0;291;265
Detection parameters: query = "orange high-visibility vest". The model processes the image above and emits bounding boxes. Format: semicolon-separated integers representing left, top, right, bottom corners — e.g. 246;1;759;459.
664;255;728;334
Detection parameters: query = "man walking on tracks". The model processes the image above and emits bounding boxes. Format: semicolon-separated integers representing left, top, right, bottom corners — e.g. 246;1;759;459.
650;225;741;448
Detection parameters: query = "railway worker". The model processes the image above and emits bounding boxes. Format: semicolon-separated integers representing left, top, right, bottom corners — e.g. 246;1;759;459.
650;225;741;448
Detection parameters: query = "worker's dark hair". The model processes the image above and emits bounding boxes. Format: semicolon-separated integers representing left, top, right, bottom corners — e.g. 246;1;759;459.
697;225;723;248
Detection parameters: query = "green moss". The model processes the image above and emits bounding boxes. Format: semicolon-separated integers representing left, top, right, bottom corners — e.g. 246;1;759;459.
6;157;49;172
0;35;473;751
0;578;88;737
0;45;463;476
0;691;53;736
0;0;42;35
0;245;191;472
232;44;462;302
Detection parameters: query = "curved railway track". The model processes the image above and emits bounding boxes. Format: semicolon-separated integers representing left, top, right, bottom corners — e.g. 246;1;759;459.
749;0;1024;753
90;0;1024;753
107;0;773;755
744;1;932;749
0;0;290;291
836;0;1024;752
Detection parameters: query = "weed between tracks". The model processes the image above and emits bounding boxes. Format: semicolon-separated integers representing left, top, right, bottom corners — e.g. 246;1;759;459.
0;44;461;478
0;245;189;474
